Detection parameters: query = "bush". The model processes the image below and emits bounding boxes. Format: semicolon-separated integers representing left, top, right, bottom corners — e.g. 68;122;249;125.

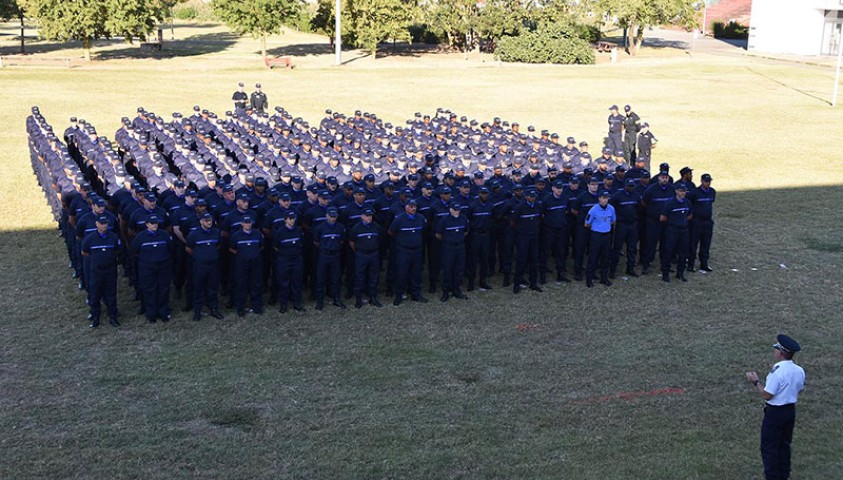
712;20;748;40
173;0;217;22
495;31;595;64
408;23;442;45
173;6;197;20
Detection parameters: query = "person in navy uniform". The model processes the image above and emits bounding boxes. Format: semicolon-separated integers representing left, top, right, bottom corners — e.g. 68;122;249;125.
388;199;428;305
511;188;543;294
688;173;716;272
131;215;174;323
232;82;248;115
313;207;346;310
250;83;268;113
746;335;806;480
274;211;306;313
610;178;642;278
229;215;264;316
640;171;675;275
607;105;624;154
622;105;641;163
185;212;224;321
466;187;494;291
542;180;572;284
636;122;657;171
80;215;121;328
349;208;384;308
436;202;470;302
571;178;600;281
584;190;616;287
659;183;691;282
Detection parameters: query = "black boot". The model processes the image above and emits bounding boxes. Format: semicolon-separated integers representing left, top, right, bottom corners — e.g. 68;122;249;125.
440;292;449;302
556;273;571;283
466;280;474;292
479;280;493;290
369;297;383;308
626;268;639;277
676;272;688;282
662;272;670;283
701;264;713;272
355;297;364;309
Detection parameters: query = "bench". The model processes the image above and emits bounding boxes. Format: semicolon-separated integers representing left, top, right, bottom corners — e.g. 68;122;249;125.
596;41;616;53
140;42;162;51
265;56;294;69
0;56;73;68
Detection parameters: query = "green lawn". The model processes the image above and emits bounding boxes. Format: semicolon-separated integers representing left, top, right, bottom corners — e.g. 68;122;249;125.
1;22;842;479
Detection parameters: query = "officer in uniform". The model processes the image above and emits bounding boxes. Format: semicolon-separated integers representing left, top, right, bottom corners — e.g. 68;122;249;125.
388;199;428;305
80;215;121;328
641;171;675;274
688;173;715;272
610;178;642;277
541;180;571;283
250;83;268;113
273;211;306;313
746;335;805;480
185;212;225;321
622;105;641;163
229;215;264;316
607;105;624;154
511;188;542;294
436;202;469;302
571;178;600;281
659;184;691;282
313;207;346;310
584;190;616;287
232;82;248;115
349;208;384;308
131;215;174;323
466;187;494;291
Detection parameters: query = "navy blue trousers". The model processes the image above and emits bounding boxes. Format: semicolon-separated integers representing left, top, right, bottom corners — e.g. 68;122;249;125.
315;252;341;303
689;218;713;268
276;255;303;307
394;246;423;298
88;265;118;321
234;256;263;310
514;234;539;287
192;260;220;312
611;222;638;272
441;244;466;294
468;232;491;284
761;404;796;480
354;251;380;299
587;231;611;282
138;259;171;320
661;226;688;276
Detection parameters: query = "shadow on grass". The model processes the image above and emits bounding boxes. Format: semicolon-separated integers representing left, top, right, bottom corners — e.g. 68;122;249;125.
745;66;831;106
95;31;239;60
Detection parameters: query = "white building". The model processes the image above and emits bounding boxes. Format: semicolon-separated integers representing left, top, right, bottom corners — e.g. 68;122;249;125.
748;0;843;55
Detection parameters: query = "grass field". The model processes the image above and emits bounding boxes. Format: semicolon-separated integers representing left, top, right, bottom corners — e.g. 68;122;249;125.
1;22;842;479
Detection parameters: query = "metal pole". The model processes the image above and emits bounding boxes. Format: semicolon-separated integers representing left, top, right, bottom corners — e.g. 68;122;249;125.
833;32;843;107
335;0;342;65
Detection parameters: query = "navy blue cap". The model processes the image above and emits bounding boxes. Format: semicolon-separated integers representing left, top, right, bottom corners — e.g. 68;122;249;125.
144;192;157;201
680;166;693;175
609;104;618;110
382;181;395;189
659;170;670;176
552;180;565;188
626;178;636;186
174;180;185;188
701;173;712;181
598;190;610;197
512;183;524;190
449;202;462;210
479;187;490;194
241;215;254;223
195;198;207;206
223;184;234;193
602;147;612;154
675;183;687;191
438;186;452;195
615;165;627;172
524;188;537;197
93;197;106;207
318;190;331;199
406;198;418;206
279;192;291;200
236;193;250;201
200;212;213;220
588;177;599;184
640;169;650;177
145;215;160;224
354;187;366;194
285;211;297;219
326;207;338;217
422;182;434;189
774;334;801;353
185;189;198;197
95;215;109;223
362;208;375;215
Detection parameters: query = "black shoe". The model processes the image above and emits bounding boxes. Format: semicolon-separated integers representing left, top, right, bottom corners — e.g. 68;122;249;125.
344;291;353;300
193;312;202;321
237;309;246;317
293;305;306;312
393;297;402;306
355;298;363;309
662;273;670;283
586;279;594;288
677;272;688;282
413;296;428;303
466;282;474;292
502;274;510;287
687;265;696;272
626;268;639;277
225;302;234;309
440;293;449;302
333;299;347;309
161;314;171;322
642;265;651;275
529;285;543;293
89;319;100;328
109;318;120;328
479;282;493;290
556;273;571;283
574;273;583;281
539;276;547;285
600;279;613;287
253;308;264;315
181;304;192;312
370;297;383;308
315;302;324;311
210;309;224;319
453;292;468;300
701;265;713;272
513;284;521;294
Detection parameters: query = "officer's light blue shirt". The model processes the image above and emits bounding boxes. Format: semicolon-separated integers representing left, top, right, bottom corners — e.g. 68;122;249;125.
585;204;616;233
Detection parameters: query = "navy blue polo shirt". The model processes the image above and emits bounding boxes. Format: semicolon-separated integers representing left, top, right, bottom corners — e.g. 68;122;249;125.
389;212;426;249
81;231;121;269
230;228;264;260
186;227;221;264
350;220;381;253
437;214;469;245
131;229;173;262
313;220;345;253
611;189;641;224
573;191;599;225
513;200;542;236
541;192;569;228
467;199;493;233
662;197;691;228
689;186;716;220
643;183;676;220
274;225;303;258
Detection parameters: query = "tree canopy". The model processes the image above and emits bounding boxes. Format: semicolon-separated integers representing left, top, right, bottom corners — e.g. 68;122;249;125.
212;0;304;61
598;0;698;55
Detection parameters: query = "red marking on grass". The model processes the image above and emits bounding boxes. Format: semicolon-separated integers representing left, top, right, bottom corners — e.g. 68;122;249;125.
515;323;540;332
573;387;686;405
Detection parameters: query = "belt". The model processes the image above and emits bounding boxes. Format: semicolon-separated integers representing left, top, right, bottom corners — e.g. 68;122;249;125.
444;242;465;247
592;231;611;235
356;249;378;254
765;403;795;409
397;245;421;251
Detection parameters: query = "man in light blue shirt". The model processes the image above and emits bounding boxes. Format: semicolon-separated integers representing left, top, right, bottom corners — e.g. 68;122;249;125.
584;190;616;287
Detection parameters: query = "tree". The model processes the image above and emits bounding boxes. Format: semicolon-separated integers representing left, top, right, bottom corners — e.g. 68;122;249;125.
425;0;478;54
347;0;413;57
310;0;353;48
212;0;304;62
0;0;25;53
599;0;698;55
476;0;529;42
25;0;165;61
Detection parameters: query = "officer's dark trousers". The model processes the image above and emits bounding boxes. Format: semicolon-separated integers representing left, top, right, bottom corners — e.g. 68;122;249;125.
587;231;611;282
501;228;516;275
395;246;423;299
344;243;356;296
139;259;171;320
489;224;504;273
354;251;380;299
543;225;569;276
574;225;591;276
234;256;263;311
611;222;638;273
441;243;466;294
468;232;491;284
276;255;303;307
761;404;796;480
689;218;713;268
88;266;118;321
643;217;664;268
623;134;636;163
315;252;341;303
514;234;539;287
192;260;220;313
607;132;623;153
427;238;442;289
173;240;187;291
661;226;688;276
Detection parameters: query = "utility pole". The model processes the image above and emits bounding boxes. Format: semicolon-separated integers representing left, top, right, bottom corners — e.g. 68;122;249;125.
833;31;843;107
335;0;342;65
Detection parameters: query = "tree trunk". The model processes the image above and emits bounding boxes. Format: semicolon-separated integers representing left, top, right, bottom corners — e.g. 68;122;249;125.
83;37;92;61
633;25;644;55
464;32;469;60
626;23;636;55
261;32;267;62
19;12;25;54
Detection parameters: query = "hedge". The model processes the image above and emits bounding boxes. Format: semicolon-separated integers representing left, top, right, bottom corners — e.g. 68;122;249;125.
495;31;595;65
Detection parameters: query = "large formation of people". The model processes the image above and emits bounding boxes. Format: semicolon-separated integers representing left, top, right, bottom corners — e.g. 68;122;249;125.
27;83;716;328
